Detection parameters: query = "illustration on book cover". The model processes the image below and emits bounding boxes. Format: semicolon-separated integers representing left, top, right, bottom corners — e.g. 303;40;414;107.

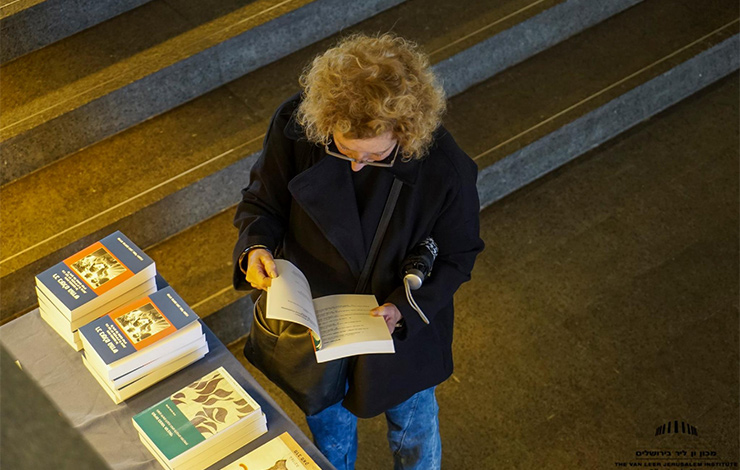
109;297;176;350
70;247;126;289
172;369;256;438
114;303;170;344
63;240;134;296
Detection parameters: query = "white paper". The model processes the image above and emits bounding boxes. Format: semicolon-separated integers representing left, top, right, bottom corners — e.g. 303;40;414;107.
266;259;321;334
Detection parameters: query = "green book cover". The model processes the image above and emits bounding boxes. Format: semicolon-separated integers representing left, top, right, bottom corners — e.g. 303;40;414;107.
133;367;260;461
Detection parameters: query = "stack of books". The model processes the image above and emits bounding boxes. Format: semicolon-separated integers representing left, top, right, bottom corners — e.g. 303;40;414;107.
79;286;208;404
220;432;322;470
133;367;267;470
35;231;156;351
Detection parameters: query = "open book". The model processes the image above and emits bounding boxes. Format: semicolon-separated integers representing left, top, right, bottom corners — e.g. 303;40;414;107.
267;259;395;363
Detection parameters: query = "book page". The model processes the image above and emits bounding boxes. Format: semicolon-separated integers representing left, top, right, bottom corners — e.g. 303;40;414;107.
312;294;389;349
266;259;320;334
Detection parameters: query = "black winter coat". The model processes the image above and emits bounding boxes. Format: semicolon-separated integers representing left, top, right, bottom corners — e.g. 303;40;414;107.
233;94;484;418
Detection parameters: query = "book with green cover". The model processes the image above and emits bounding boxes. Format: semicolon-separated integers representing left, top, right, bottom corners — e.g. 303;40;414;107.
133;367;267;470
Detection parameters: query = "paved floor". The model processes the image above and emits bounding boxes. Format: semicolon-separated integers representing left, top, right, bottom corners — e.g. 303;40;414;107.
229;73;739;469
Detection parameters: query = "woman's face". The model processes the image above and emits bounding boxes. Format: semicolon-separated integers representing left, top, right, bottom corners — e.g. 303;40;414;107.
333;131;397;172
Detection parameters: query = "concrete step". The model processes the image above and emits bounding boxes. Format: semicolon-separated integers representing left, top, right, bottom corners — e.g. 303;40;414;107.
119;0;740;344
0;0;152;63
1;0;632;321
0;0;404;185
0;0;43;17
447;0;739;207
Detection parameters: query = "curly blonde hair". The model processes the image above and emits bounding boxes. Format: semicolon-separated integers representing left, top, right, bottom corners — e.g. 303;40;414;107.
296;33;446;160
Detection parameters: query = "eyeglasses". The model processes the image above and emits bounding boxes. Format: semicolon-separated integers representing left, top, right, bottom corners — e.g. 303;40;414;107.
325;138;400;168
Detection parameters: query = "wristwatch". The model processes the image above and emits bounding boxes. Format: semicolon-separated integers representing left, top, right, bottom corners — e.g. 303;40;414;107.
238;245;271;275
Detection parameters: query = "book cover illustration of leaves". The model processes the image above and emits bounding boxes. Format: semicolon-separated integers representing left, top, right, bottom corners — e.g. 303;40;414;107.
171;369;256;438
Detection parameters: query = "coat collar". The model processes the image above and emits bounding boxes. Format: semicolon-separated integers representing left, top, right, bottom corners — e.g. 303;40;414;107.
287;154;367;278
284;110;423;187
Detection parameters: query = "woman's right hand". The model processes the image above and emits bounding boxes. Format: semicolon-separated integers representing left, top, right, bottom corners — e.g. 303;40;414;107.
246;249;278;290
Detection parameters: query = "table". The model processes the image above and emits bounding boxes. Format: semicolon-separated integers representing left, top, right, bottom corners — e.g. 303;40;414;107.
0;310;333;470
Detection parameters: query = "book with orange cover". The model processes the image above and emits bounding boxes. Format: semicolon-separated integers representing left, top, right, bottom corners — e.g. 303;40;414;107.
79;286;203;381
35;231;155;321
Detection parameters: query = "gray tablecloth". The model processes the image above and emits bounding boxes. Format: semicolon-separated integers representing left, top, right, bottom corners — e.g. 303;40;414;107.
0;310;333;470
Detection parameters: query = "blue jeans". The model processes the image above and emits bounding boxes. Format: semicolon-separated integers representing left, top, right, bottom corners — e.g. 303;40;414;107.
305;387;441;470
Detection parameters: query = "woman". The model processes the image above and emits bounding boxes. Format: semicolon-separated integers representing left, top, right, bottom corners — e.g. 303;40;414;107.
232;33;483;469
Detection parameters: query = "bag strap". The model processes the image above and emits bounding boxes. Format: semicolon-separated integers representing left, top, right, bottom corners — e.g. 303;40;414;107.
355;177;403;294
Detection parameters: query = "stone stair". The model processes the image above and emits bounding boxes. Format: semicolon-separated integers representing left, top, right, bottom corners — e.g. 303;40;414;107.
1;0;406;183
0;0;152;62
2;0;737;345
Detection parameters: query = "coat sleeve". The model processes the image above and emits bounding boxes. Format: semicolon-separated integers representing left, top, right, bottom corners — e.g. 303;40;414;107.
385;157;484;339
232;105;296;290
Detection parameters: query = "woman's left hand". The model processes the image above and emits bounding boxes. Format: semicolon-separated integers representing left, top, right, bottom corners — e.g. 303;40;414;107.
371;303;402;334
